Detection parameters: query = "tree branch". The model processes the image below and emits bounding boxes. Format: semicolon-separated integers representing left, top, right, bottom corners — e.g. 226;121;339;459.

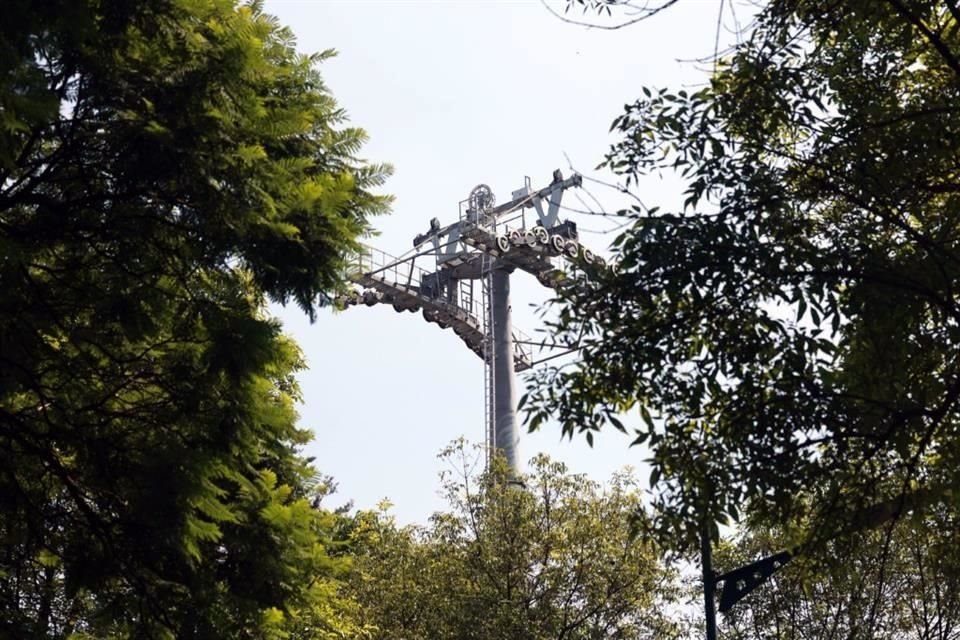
540;0;681;30
885;0;960;79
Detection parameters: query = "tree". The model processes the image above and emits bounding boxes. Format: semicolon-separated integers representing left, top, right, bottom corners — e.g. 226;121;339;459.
714;508;960;640
0;0;389;636
349;442;685;640
525;0;960;552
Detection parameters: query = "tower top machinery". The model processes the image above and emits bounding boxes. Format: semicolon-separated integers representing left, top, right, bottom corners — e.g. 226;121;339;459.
336;170;602;471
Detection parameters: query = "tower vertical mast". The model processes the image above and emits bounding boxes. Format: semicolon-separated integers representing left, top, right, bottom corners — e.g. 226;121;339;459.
490;266;518;470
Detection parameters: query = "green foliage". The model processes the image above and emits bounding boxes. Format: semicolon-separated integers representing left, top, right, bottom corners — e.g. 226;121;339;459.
349;441;685;640
715;507;960;639
525;0;960;552
0;0;388;636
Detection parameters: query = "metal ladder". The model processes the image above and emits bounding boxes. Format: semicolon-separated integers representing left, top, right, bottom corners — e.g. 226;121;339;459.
481;256;495;467
459;278;475;317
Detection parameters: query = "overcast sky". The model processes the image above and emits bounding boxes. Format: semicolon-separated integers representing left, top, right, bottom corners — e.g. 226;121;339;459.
264;0;747;523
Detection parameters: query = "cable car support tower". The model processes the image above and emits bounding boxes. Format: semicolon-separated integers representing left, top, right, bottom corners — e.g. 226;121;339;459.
336;171;601;472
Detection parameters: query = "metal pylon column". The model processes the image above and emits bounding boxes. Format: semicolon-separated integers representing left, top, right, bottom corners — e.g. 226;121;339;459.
490;265;518;471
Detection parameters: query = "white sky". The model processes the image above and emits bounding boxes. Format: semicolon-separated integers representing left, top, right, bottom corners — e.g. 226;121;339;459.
265;0;745;523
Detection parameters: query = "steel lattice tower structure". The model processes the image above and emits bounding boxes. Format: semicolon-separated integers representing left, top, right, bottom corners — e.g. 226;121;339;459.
336;171;600;472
